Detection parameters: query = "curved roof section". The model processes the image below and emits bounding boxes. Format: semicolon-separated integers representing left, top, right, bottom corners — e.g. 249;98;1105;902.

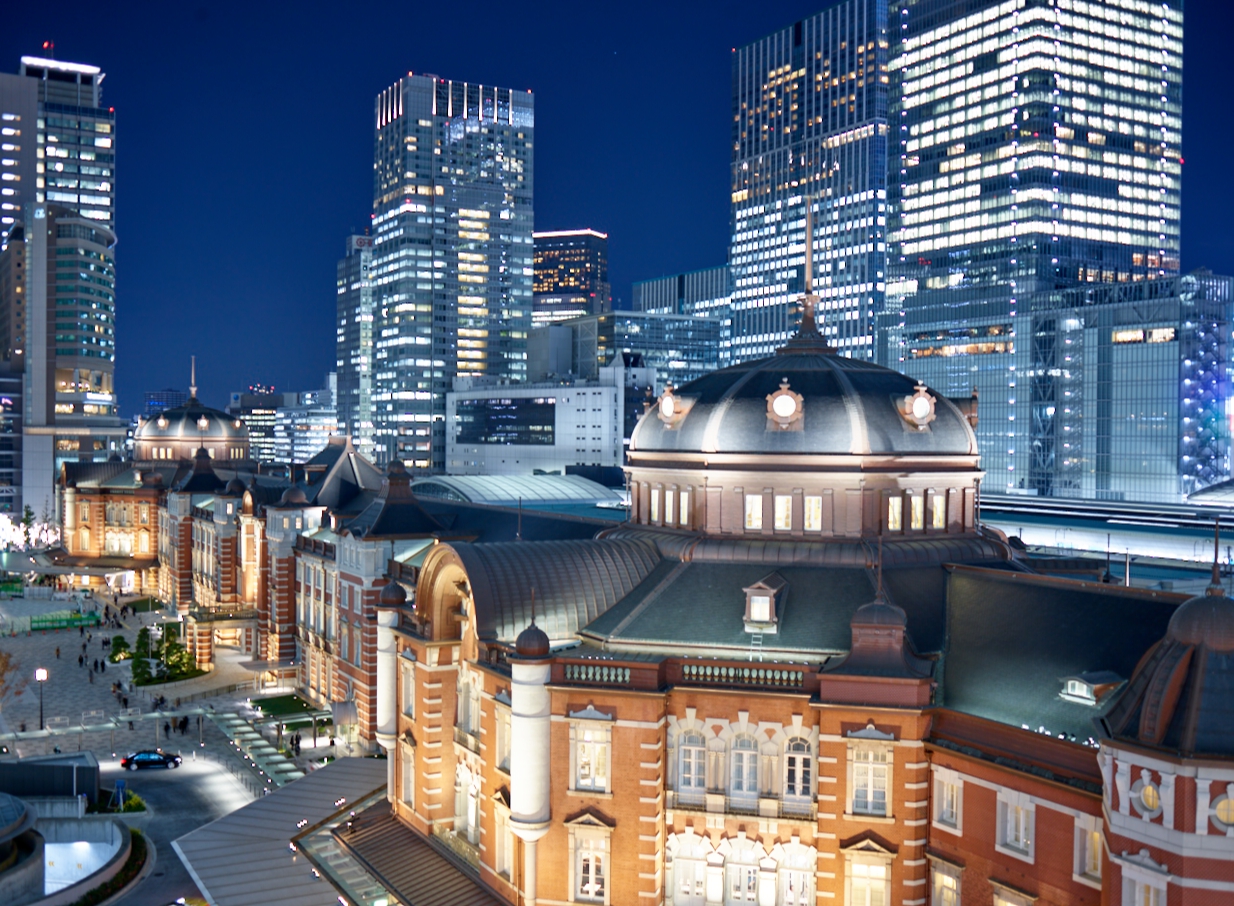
135;396;249;443
453;538;661;645
629;352;977;457
410;474;622;508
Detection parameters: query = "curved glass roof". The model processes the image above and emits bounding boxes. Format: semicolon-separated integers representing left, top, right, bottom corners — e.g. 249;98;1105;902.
409;474;622;507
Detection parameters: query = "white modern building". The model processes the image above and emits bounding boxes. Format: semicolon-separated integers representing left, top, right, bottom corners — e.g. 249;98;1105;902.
445;365;652;476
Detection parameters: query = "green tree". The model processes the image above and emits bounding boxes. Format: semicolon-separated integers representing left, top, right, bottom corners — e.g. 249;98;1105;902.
18;506;33;550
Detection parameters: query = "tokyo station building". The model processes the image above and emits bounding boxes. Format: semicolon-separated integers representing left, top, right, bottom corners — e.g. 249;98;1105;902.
359;303;1234;906
52;315;1234;904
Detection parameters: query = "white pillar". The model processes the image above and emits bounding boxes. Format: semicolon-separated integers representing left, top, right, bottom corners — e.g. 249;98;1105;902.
510;657;551;905
375;608;398;795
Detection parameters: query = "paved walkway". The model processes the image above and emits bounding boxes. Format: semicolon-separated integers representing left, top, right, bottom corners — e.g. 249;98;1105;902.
0;592;268;740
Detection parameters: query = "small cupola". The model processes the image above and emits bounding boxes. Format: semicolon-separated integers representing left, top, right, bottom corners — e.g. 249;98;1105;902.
743;572;787;634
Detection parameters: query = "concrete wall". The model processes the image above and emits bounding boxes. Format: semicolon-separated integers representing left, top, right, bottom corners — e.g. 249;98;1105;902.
0;829;44;906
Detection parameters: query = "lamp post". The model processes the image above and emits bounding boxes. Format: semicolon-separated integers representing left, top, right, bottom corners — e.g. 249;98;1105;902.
35;668;47;730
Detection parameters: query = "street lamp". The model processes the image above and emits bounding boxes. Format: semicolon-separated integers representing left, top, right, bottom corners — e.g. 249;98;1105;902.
34;668;47;730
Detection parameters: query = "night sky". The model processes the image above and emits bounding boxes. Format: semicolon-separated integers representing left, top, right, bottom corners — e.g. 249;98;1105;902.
3;1;1232;415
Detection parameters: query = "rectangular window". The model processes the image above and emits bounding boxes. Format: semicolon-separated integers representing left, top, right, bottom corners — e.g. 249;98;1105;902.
774;495;793;531
996;790;1034;861
1132;883;1163;906
850;863;888;906
650;489;660;523
749;594;771;623
79;502;89;522
1074;813;1102;884
678;490;690;525
852;750;888;816
933;767;962;833
804;495;823;531
139;504;149;525
931;494;946;529
576;726;609;792
496;705;511;772
932;867;959;906
744;494;763;530
139;533;150;554
400;660;415;718
400;744;414;806
886;496;902;531
495;808;512;877
910;495;924;530
577;838;606;902
664;489;675;526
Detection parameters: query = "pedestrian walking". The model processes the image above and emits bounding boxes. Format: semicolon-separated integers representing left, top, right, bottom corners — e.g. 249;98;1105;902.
100;659;105;673
163;721;171;739
88;671;93;684
79;625;84;637
92;658;98;671
122;696;128;709
55;646;60;659
81;642;87;654
78;654;83;668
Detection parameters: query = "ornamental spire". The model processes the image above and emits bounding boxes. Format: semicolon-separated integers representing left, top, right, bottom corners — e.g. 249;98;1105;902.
776;199;834;356
189;355;198;402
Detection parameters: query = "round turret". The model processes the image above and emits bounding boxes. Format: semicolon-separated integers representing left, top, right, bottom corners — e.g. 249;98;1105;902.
515;620;550;658
379;579;408;607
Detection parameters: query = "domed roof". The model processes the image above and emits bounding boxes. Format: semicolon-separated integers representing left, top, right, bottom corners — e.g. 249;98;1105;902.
378;579;408;607
224;478;246;496
278;486;309;506
630;326;977;458
515;620;551;658
851;597;909;627
1167;589;1234;651
1104;568;1234;756
135;397;249;443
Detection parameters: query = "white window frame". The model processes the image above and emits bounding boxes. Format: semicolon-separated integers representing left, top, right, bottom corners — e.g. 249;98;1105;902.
495;702;511;773
493;801;513;878
995;788;1035;863
399;740;415;808
678;731;706;800
744;493;763;531
930;492;946;530
886;495;902;532
730;735;759;802
909;493;924;530
400;658;415;719
846;858;891;906
679;489;690;526
570;721;612;793
1072;812;1102;889
664;488;675;526
804;494;823;532
783;737;813;804
571;830;610;904
773;495;793;531
847;746;892;818
651;487;661;523
929;859;961;906
932;766;963;834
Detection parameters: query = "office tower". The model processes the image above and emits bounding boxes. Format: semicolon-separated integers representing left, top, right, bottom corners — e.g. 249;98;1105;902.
729;4;889;362
0;54;121;518
632;265;733;368
532;229;610;327
226;388;297;463
0;223;26;368
884;0;1185;498
336;234;375;459
143;388;187;417
551;311;722;387
370;74;534;472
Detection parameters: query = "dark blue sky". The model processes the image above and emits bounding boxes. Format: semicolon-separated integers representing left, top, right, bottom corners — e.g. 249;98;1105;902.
4;1;1231;414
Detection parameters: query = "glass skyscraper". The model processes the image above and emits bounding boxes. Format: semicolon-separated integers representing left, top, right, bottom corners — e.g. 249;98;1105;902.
336;234;375;460
632;265;733;369
884;0;1185;497
729;1;889;362
532;229;609;327
370;74;533;471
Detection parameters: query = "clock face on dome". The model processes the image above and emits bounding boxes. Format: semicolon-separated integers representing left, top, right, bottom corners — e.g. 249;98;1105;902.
772;393;797;419
766;379;804;431
660;394;675;419
903;384;937;429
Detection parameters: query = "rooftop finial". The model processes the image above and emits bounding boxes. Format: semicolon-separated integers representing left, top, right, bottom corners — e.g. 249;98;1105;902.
190;355;198;401
775;199;834;356
1208;518;1224;597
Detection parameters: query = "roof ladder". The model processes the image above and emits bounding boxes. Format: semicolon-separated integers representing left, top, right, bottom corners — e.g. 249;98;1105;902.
748;634;763;662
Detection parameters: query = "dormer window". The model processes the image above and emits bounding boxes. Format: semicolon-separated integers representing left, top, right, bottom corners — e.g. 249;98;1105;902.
743;572;786;633
1059;671;1123;706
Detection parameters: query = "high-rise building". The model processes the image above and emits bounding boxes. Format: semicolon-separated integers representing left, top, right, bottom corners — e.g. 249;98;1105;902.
632;265;733;368
336;234;375;460
554;311;723;387
370;74;534;472
143;388;187;417
226;389;296;463
729;4;889;363
532;229;609;327
0;55;122;518
881;0;1186;500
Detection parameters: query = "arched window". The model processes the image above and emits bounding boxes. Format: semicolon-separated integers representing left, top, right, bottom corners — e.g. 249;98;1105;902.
784;737;812;804
670;833;711;906
722;840;763;905
731;735;758;800
678;732;706;800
